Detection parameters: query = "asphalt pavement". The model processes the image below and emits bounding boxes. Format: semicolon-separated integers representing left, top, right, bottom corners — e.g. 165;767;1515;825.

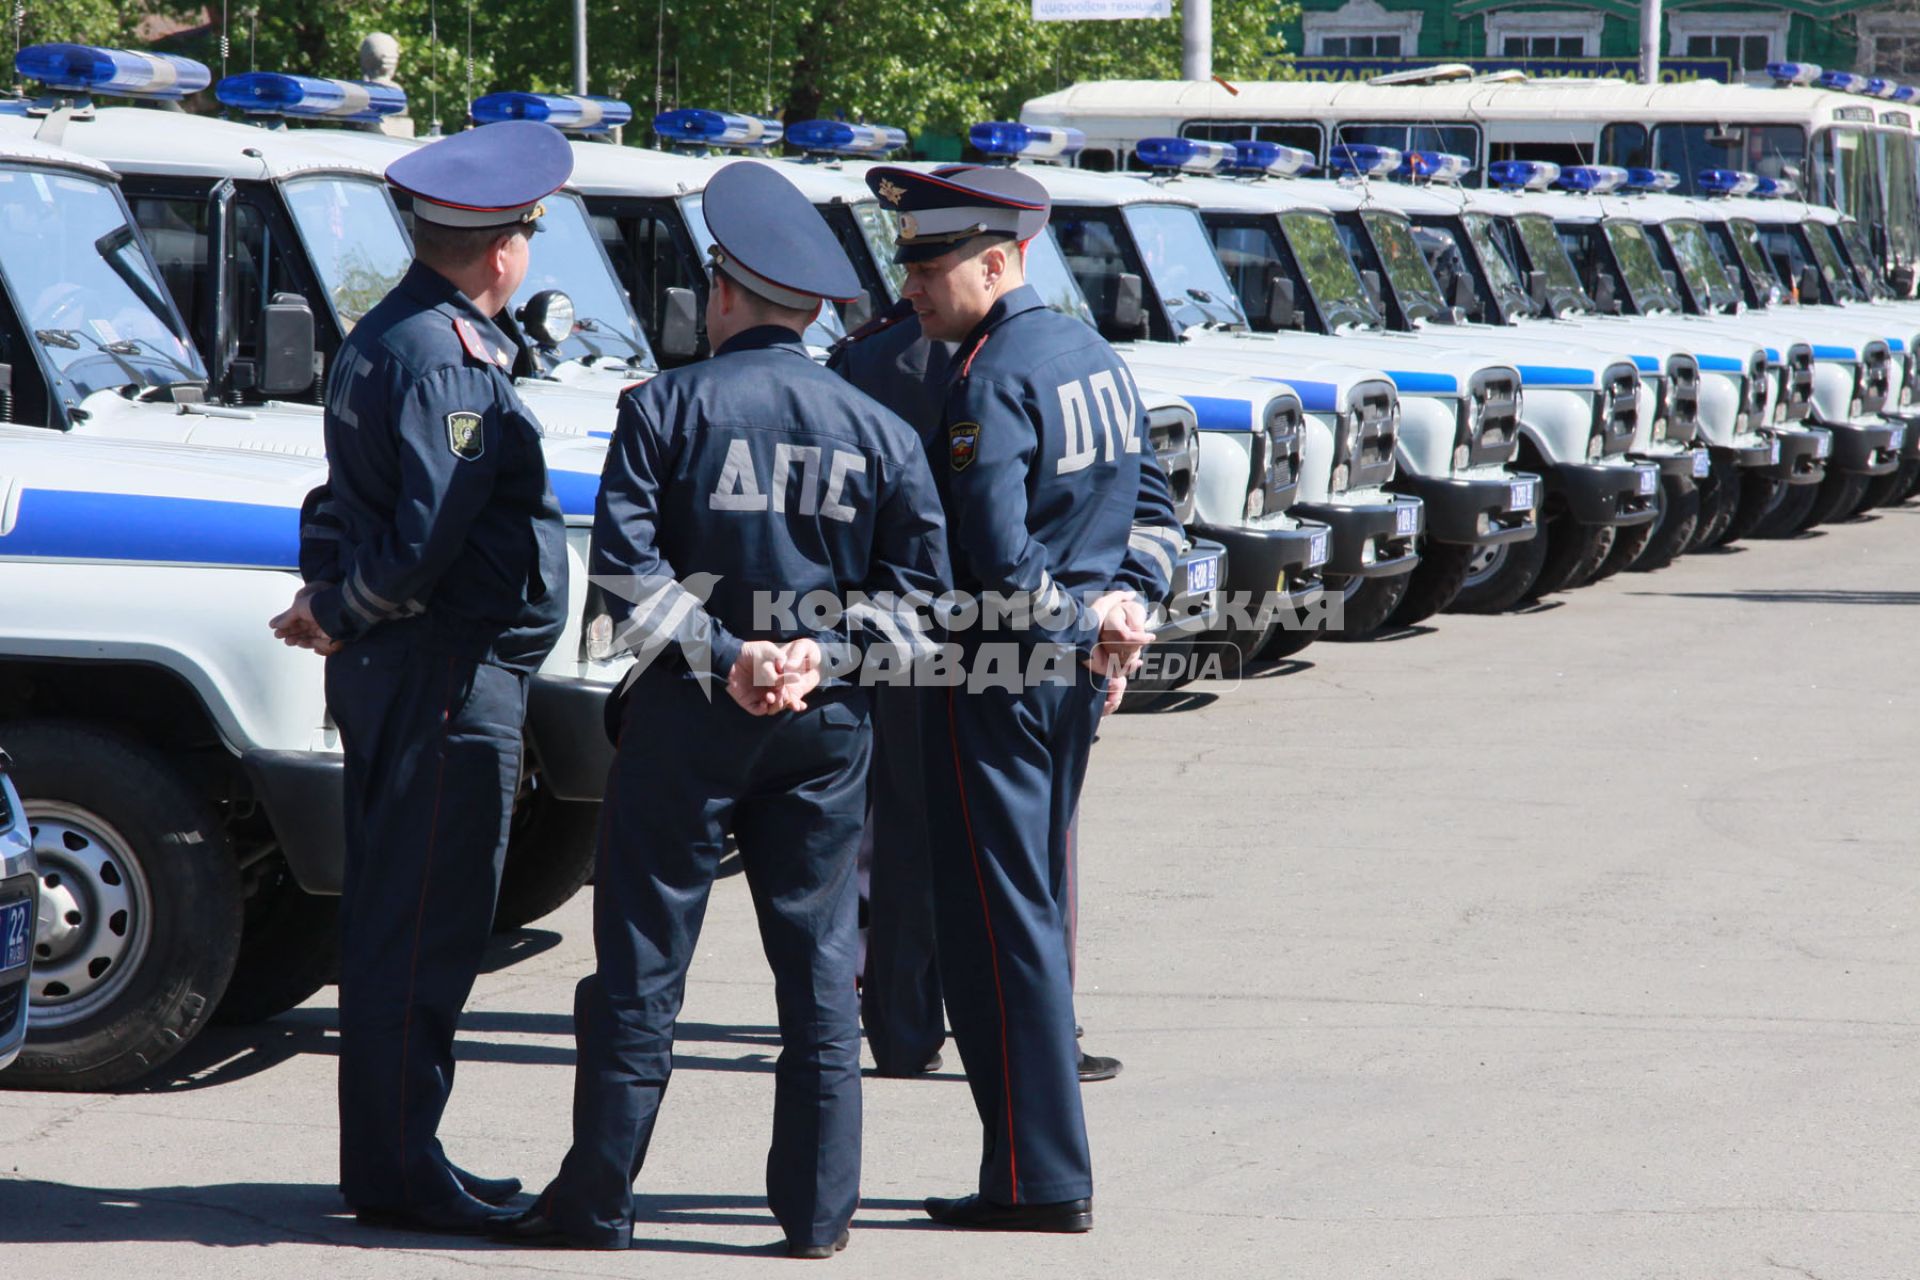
4;506;1918;1279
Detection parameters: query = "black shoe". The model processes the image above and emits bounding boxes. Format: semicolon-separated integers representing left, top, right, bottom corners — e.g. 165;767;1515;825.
923;1193;1092;1232
872;1051;942;1078
786;1227;851;1259
487;1199;624;1250
355;1189;518;1237
448;1161;523;1205
1077;1052;1122;1083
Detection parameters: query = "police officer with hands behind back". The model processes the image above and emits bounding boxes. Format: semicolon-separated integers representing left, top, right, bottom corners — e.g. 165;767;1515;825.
859;162;1184;1233
492;161;950;1257
268;121;573;1236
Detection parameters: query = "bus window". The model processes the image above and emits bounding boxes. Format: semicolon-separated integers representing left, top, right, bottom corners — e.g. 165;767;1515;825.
1819;126;1880;232
1182;119;1323;158
1647;123;1806;198
1485;141;1593;172
1875;128;1919;273
1597;123;1650;170
1335;122;1479;162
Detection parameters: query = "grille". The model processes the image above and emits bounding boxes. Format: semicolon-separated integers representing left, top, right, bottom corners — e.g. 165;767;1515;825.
1147;408;1199;527
1862;341;1892;414
1346;380;1398;489
1665;355;1701;442
1597;362;1640;456
1467;367;1520;464
1786;345;1815;420
1260;400;1303;513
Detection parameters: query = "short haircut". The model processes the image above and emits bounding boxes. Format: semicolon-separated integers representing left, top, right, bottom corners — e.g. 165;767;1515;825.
411;218;528;269
715;268;820;331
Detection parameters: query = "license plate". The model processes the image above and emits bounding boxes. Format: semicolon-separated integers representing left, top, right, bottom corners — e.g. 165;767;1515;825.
1508;479;1536;512
1891;426;1907;451
1307;530;1330;568
1770;438;1783;465
1185;553;1220;596
1;898;30;973
1691;450;1711;479
1814;433;1830;459
1636;467;1657;495
1393;504;1418;536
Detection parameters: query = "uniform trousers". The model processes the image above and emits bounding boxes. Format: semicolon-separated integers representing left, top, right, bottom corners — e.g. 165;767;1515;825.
541;668;870;1250
327;624;527;1211
859;683;946;1074
922;661;1105;1206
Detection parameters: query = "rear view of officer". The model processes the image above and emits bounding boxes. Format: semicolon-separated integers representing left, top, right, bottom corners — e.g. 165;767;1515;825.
860;163;1182;1232
269;121;572;1234
493;161;949;1256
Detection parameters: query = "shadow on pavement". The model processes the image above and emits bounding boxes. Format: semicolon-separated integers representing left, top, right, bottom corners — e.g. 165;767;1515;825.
1241;657;1313;680
1629;588;1920;606
478;927;563;973
1358;623;1437;644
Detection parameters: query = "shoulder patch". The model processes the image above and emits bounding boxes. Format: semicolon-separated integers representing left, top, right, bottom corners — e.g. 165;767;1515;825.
948;421;980;472
453;316;509;367
447;411;485;460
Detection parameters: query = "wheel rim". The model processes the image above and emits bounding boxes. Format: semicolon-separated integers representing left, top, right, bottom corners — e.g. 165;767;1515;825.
27;801;153;1029
1462;543;1509;589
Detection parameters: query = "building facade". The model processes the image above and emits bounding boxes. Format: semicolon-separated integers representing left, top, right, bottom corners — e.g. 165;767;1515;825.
1279;0;1920;82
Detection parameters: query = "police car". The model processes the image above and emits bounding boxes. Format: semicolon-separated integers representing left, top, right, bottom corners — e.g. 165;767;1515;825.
0;748;34;1073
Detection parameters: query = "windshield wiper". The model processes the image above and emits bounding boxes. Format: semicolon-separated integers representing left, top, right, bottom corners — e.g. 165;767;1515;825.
570;315;654;366
36;328;82;349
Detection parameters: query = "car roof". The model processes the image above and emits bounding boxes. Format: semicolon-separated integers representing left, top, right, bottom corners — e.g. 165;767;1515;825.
0;127;116;179
563;142;873;204
0;106;382;181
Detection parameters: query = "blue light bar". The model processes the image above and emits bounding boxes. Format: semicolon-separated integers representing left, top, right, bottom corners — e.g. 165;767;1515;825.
1752;176;1797;199
472;91;633;133
1396;149;1471;183
1866;77;1898;98
653;108;782;149
969;121;1085;161
1766;61;1822;86
216;73;406;122
1134;135;1236;173
1896;85;1920;103
1624;167;1680;192
1230;139;1315;177
1327;142;1402;177
16;43;210;100
785;119;908;157
1488;159;1561;191
1698;169;1761;197
1554;165;1629;194
1819;70;1870;94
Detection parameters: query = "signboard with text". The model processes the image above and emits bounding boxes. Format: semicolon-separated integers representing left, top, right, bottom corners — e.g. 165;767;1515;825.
1287;56;1736;84
1032;0;1172;19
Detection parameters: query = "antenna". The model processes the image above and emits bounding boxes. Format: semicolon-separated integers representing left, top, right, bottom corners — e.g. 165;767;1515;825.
654;0;663;122
13;1;25;81
428;0;439;134
465;0;473;115
763;0;772;116
219;1;229;81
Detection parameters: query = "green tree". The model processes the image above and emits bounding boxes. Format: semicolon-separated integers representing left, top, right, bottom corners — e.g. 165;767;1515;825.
38;0;1292;146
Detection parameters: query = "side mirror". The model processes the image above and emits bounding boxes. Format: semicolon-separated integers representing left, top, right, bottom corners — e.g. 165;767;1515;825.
843;288;873;332
1360;269;1383;308
660;286;700;360
1443;272;1474;316
1893;264;1916;296
1595;275;1621;315
1266;274;1297;329
1112;271;1146;337
517;289;576;349
258;292;317;397
1527;269;1548;310
1798;265;1822;303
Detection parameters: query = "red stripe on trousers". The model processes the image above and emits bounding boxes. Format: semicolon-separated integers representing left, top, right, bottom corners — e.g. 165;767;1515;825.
946;688;1020;1202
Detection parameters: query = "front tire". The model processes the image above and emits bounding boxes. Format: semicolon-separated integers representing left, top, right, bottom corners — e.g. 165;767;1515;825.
3;722;242;1091
1323;572;1412;641
1796;471;1870;531
1632;476;1700;573
1386;542;1474;627
1447;529;1550;614
211;857;337;1025
1527;518;1616;599
1691;458;1743;550
1853;462;1912;514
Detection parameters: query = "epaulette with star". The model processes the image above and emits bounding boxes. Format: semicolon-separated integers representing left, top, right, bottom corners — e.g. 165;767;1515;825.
828;296;917;358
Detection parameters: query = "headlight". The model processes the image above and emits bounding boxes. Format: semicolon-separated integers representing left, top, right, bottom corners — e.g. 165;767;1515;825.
1452;443;1470;469
1653;416;1668;442
1586;433;1604;461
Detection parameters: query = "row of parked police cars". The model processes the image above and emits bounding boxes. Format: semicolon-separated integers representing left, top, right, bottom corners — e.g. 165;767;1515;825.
0;42;1914;1090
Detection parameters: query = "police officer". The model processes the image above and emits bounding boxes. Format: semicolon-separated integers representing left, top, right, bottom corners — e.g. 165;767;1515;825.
857;164;1183;1230
492;161;949;1256
269;121;573;1235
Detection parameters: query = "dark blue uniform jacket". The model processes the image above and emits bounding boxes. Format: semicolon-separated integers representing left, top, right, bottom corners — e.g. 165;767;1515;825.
301;261;568;670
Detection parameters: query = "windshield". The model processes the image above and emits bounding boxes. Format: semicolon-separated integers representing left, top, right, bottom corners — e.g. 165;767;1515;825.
1877;127;1920;270
680;192;845;347
850;200;905;301
1633;122;1807;199
1708;219;1783;305
1819;125;1880;230
1602;220;1682;313
1800;216;1866;302
1663;218;1740;312
0;165;206;397
1728;220;1792;300
511;192;654;368
1833;220;1890;298
1359;210;1446;324
1462;212;1529;315
1025;229;1098;328
1513;213;1591;312
1279;211;1379;330
281;176;412;333
1119;202;1247;331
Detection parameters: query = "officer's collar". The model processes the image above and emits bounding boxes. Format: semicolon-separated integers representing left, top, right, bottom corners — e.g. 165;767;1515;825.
399;260;512;344
714;324;812;359
960;283;1044;352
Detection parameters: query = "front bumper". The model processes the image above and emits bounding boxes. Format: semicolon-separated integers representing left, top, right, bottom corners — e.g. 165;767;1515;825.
242;749;346;895
1547;459;1659;527
1156;537;1233;642
1194;521;1329;615
1391;469;1539;547
0;869;35;1072
1887;410;1920;461
1758;428;1831;485
1290;493;1423;579
1644;446;1710;484
1825;421;1904;476
1718;433;1782;470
